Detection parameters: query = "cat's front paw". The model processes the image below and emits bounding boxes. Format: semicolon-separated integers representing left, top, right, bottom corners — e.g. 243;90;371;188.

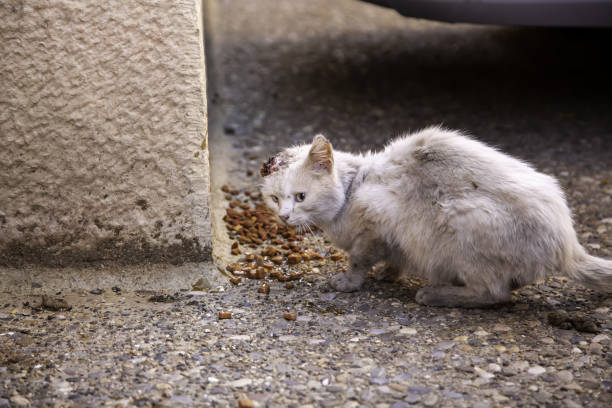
415;287;438;306
329;272;363;292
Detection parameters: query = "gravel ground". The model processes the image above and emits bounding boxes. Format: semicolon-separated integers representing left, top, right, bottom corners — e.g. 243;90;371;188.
2;0;612;406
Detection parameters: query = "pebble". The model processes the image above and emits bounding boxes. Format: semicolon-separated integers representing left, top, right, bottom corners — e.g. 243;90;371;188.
421;394;439;407
588;342;603;355
399;327;417;336
591;334;610;344
556;370;574;383
230;379;253;388
435;341;455;351
564;399;583;408
404;393;421;404
474;367;495;380
9;395;30;407
528;365;546;376
492;324;511;332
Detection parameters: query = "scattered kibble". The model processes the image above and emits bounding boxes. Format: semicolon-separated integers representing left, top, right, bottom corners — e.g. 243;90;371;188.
218;310;232;319
330;252;343;261
283;312;297;321
222;185;329;284
258;283;270;294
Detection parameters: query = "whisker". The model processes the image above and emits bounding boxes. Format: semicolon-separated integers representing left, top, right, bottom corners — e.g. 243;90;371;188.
305;223;323;254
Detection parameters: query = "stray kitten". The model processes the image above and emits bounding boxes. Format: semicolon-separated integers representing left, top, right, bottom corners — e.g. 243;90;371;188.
260;127;612;308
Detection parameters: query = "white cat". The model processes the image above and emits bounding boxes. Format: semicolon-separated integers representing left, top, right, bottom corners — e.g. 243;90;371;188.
260;127;612;307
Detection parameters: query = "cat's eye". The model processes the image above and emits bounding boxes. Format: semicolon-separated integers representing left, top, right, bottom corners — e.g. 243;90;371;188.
295;192;306;202
271;195;279;203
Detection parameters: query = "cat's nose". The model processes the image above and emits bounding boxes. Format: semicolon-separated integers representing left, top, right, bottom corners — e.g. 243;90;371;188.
280;214;289;222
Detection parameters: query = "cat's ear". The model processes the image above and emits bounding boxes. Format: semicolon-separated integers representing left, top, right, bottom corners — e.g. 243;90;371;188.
308;134;333;173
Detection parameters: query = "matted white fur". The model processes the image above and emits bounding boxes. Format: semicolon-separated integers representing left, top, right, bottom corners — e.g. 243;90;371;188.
261;127;612;307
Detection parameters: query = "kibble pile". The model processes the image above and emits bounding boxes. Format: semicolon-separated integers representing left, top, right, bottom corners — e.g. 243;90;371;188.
221;184;342;286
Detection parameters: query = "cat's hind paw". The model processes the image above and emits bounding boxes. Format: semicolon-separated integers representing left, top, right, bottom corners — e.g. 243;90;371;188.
416;286;510;308
329;272;364;292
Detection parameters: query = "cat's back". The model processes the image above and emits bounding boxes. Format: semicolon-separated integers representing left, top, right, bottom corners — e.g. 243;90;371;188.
379;126;555;193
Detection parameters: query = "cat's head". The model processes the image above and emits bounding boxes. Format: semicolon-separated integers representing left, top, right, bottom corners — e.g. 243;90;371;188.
260;135;345;227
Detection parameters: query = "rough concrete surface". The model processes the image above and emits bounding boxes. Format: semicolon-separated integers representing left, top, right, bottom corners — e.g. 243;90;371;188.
0;0;212;267
2;0;612;407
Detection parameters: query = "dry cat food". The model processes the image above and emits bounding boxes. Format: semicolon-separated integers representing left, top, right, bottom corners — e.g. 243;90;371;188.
221;185;330;284
218;310;232;319
283;312;297;321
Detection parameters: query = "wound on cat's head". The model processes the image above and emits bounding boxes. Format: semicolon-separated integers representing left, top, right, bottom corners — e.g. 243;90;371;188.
260;156;276;177
260;153;291;177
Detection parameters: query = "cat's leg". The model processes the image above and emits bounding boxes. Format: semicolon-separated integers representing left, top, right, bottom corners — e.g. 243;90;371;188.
330;236;379;292
415;285;511;308
372;261;401;282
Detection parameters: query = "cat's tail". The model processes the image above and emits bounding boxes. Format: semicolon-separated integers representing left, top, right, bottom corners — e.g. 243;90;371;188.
565;252;612;292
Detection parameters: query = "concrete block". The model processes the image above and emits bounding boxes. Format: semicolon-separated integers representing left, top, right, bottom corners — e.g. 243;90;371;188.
0;0;212;268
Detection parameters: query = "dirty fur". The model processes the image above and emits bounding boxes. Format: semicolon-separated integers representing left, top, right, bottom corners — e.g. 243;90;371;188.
260;127;612;307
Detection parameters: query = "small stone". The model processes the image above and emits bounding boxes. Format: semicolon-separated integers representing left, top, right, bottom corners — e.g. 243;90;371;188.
229;335;251;341
453;335;468;342
528;365;546;376
389;383;407;393
9;395;29;407
474;367;495;380
457;344;473;352
192;277;211;291
422;393;438;407
510;361;529;372
89;288;103;295
435;341;455;351
487;363;501;373
155;383;172;391
556;370;573;383
474;329;489;336
492;323;511;332
494;345;507;353
588;342;603;355
564;398;583;408
431;350;445;360
230;378;252;388
399;327;417;336
492;392;509;403
41;295;71;311
592;334;610;344
404;393;421;404
238;397;254;408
